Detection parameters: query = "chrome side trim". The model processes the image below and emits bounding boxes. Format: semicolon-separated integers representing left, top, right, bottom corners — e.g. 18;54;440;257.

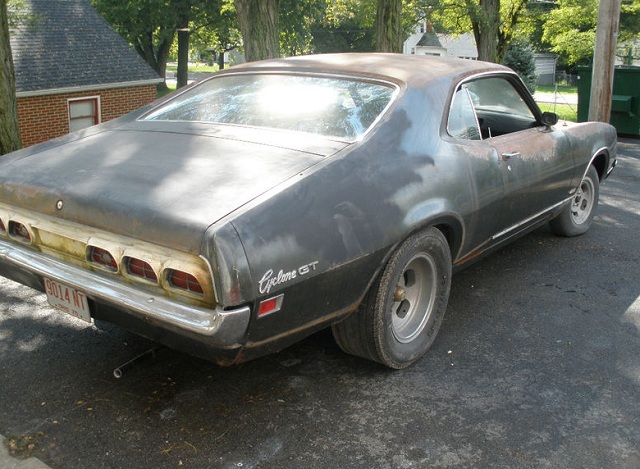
0;239;250;345
491;199;567;241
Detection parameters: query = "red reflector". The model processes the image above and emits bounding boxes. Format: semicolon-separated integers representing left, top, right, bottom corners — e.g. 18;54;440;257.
168;270;203;294
8;221;31;243
258;294;283;317
88;246;118;271
125;257;157;282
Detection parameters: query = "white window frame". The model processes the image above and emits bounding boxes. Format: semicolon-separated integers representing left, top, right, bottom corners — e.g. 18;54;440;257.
68;96;102;132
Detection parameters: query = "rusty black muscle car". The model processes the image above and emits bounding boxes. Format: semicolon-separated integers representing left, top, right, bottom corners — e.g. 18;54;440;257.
0;54;617;369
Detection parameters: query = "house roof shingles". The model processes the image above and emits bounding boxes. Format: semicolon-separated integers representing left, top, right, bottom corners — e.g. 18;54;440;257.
416;31;443;48
10;0;161;94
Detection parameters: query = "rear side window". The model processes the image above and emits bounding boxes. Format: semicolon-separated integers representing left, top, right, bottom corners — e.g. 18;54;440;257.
143;74;396;141
448;87;481;140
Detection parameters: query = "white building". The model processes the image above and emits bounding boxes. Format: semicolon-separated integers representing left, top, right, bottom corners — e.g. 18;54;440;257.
403;20;477;60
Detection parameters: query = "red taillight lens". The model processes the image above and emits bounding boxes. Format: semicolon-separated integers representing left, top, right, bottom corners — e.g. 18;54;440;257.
167;270;203;294
125;257;157;282
88;246;118;271
0;219;6;234
8;221;31;243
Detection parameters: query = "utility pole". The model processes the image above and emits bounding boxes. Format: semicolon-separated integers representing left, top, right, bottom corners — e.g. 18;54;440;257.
588;0;622;122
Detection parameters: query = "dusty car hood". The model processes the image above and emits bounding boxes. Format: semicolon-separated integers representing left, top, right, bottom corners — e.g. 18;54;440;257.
0;124;346;253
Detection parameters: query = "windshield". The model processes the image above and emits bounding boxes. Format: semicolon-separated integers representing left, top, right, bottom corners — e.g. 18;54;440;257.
143;73;396;140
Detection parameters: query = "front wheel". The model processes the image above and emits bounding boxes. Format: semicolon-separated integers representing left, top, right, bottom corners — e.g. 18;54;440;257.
550;165;600;237
332;228;452;369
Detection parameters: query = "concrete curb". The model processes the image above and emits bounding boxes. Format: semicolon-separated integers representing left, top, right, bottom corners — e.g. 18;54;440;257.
0;435;50;469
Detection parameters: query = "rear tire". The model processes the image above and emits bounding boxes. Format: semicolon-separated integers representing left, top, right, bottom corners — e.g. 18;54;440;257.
332;228;452;369
550;165;599;237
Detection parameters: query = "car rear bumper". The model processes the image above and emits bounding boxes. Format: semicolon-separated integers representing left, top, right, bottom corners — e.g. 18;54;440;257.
0;238;250;349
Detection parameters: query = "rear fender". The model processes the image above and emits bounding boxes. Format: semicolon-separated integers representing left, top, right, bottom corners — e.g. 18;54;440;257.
202;224;253;308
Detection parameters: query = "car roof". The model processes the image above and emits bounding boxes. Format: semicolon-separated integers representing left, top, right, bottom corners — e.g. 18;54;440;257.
225;53;511;88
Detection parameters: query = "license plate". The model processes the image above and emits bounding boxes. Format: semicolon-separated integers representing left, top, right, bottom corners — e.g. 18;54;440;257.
44;278;92;323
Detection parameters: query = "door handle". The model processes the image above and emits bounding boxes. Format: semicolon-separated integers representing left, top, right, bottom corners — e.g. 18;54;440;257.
501;152;520;161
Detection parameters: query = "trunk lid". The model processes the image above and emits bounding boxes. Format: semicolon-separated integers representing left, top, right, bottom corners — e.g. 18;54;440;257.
0;122;347;253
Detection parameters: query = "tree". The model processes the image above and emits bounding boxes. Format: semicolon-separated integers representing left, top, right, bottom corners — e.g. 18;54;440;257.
541;0;598;65
234;0;280;61
279;0;323;55
91;0;176;90
1;0;21;155
375;0;402;52
309;0;377;52
306;0;424;53
175;0;191;88
432;0;528;62
542;0;640;66
502;40;537;92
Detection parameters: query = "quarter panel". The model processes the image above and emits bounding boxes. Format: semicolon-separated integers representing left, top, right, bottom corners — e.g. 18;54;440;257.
229;90;480;342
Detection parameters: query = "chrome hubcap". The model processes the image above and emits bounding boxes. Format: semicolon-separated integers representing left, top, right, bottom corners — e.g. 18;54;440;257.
571;176;595;225
391;253;437;343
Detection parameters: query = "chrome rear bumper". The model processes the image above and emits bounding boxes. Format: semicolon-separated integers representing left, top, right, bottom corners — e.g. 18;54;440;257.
0;239;250;347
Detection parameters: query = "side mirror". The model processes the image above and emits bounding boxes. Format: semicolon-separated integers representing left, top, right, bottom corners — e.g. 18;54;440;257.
541;111;559;127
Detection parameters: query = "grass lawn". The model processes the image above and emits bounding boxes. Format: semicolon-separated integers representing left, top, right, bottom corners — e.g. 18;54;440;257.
166;63;218;73
537;102;578;122
537;84;578;95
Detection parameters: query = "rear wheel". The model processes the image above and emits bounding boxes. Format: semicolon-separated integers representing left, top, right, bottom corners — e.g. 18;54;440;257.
550;165;599;237
332;228;452;369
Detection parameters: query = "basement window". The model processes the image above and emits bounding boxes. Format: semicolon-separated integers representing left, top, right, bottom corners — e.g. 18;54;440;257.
68;97;101;132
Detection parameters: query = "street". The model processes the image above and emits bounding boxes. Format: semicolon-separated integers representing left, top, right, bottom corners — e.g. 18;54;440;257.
1;139;639;469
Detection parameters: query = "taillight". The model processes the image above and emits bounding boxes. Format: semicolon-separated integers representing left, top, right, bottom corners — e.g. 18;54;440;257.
8;221;31;243
167;269;204;294
0;219;6;235
125;257;157;283
88;246;118;271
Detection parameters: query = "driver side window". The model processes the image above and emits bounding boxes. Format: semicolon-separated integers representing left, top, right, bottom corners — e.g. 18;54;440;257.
448;76;538;140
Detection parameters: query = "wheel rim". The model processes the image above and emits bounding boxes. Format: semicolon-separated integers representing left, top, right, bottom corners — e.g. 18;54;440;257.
571;176;595;225
391;253;437;344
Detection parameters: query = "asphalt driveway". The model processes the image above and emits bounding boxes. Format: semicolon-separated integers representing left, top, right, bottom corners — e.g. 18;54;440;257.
1;139;639;469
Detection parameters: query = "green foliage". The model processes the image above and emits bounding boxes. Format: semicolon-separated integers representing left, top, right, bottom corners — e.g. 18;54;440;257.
502;40;537;93
7;0;40;29
542;0;597;66
188;0;240;65
620;0;640;41
540;0;640;67
279;0;323;55
307;0;376;52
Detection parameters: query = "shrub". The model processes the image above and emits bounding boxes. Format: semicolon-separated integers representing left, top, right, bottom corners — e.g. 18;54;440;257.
503;41;538;94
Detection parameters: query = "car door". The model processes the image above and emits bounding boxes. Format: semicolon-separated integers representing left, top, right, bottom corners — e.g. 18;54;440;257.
463;76;576;234
445;85;506;257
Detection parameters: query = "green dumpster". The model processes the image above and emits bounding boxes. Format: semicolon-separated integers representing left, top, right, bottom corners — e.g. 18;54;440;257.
577;66;640;136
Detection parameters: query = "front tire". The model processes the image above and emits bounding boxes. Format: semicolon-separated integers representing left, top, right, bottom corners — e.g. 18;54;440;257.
550;165;599;237
332;228;452;369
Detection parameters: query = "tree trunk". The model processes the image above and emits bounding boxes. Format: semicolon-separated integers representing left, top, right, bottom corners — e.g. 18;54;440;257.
134;29;173;91
472;0;501;63
177;26;190;88
234;0;280;62
375;0;403;53
0;0;22;155
496;0;528;63
176;1;190;89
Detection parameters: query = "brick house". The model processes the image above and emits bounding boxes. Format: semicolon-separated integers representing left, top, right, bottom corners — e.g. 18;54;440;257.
10;0;162;147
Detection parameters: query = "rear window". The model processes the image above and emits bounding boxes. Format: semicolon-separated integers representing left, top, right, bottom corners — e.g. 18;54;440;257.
143;73;396;140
